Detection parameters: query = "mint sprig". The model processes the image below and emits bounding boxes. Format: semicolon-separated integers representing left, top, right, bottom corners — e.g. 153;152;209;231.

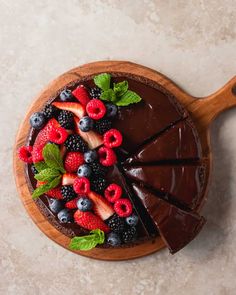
93;73;142;106
32;175;61;200
42;143;65;173
69;229;105;251
34;168;61;182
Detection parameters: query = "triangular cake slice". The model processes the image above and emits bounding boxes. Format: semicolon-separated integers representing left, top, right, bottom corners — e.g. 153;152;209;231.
131;183;205;253
123;164;205;210
126;119;202;164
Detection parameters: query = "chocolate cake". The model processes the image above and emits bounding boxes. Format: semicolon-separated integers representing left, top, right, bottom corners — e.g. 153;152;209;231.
18;72;206;254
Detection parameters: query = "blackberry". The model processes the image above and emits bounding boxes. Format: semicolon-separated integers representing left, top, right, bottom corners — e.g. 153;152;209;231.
64;134;88;152
122;227;137;243
60;185;77;201
91;177;107;194
43;104;59;119
89;161;108;177
58;110;74;129
94;118;112;134
31;165;38;175
89;87;101;99
107;214;125;234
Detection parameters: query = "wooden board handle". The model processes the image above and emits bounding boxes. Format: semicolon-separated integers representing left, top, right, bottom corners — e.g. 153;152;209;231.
187;76;236;130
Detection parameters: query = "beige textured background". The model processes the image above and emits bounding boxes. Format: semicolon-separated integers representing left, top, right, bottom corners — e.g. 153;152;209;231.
1;0;236;294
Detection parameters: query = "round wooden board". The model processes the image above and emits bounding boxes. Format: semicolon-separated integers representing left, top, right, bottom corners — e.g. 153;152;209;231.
13;61;236;260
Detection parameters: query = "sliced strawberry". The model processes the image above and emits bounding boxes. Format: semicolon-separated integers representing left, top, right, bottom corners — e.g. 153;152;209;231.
74;210;110;233
52;102;86;119
60;145;67;159
72;85;91;106
62;173;77;185
88;191;114;221
74;116;103;149
65;196;80;209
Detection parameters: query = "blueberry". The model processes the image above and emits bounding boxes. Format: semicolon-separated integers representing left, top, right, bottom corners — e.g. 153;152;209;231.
77;164;92;178
47;198;64;214
59;89;74;101
57;209;72;223
79;116;94;132
106;103;118;118
84;150;97;164
125;214;139;227
30;112;46;129
106;232;121;246
77;197;93;212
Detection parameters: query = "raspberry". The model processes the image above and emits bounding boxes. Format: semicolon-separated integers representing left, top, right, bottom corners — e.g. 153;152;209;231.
65;196;80;209
73;177;90;194
48;127;68;144
64;152;84;173
114;199;133;218
72;85;91;106
32;146;44;163
105;184;122;203
86;99;106;120
18;146;33;163
98;146;117;166
103;129;123;148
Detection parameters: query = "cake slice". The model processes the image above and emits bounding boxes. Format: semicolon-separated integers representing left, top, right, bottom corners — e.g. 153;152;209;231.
126;119;202;164
131;183;205;253
123;164;205;210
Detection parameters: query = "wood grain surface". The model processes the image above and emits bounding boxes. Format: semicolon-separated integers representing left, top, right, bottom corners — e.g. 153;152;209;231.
13;61;236;260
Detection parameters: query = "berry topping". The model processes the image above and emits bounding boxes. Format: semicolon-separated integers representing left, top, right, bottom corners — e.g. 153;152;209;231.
105;184;122;203
43;104;59;119
64;152;84;173
44;186;63;200
77;164;92;178
125;214;139;227
106;214;125;234
47;198;64;214
18;146;33;163
64;134;88;153
62;173;77;185
91;177;107;194
58;110;74;130
114;199;133;218
65;196;80;209
74;210;110;233
32;146;44;163
84;150;97;164
79;116;94;132
77;197;93;212
52;102;86;119
94;118;112;134
72;85;91;106
58;208;73;223
105;103;118;118
48;127;68;144
122;227;137;243
61;185;77;201
98;146;117;166
88;191;114;220
30;112;46;129
103;129;123;148
73;177;90;194
59;89;74;102
89;161;108;177
106;232;121;246
89;87;101;99
86;99;106;120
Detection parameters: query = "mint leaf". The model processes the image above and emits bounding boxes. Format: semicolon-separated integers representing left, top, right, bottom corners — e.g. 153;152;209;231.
113;81;128;97
116;90;142;106
94;73;111;91
32;175;61;199
42;143;65;173
69;229;105;251
100;89;116;102
34;161;48;172
34;168;60;182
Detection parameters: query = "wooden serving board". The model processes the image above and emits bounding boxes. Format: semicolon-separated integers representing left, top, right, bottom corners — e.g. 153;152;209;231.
13;61;236;260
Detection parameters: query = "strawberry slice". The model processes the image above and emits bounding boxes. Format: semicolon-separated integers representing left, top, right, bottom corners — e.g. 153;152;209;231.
74;116;103;149
72;85;91;106
74;210;110;233
60;145;67;159
88;191;114;221
62;173;77;185
52;102;86;119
